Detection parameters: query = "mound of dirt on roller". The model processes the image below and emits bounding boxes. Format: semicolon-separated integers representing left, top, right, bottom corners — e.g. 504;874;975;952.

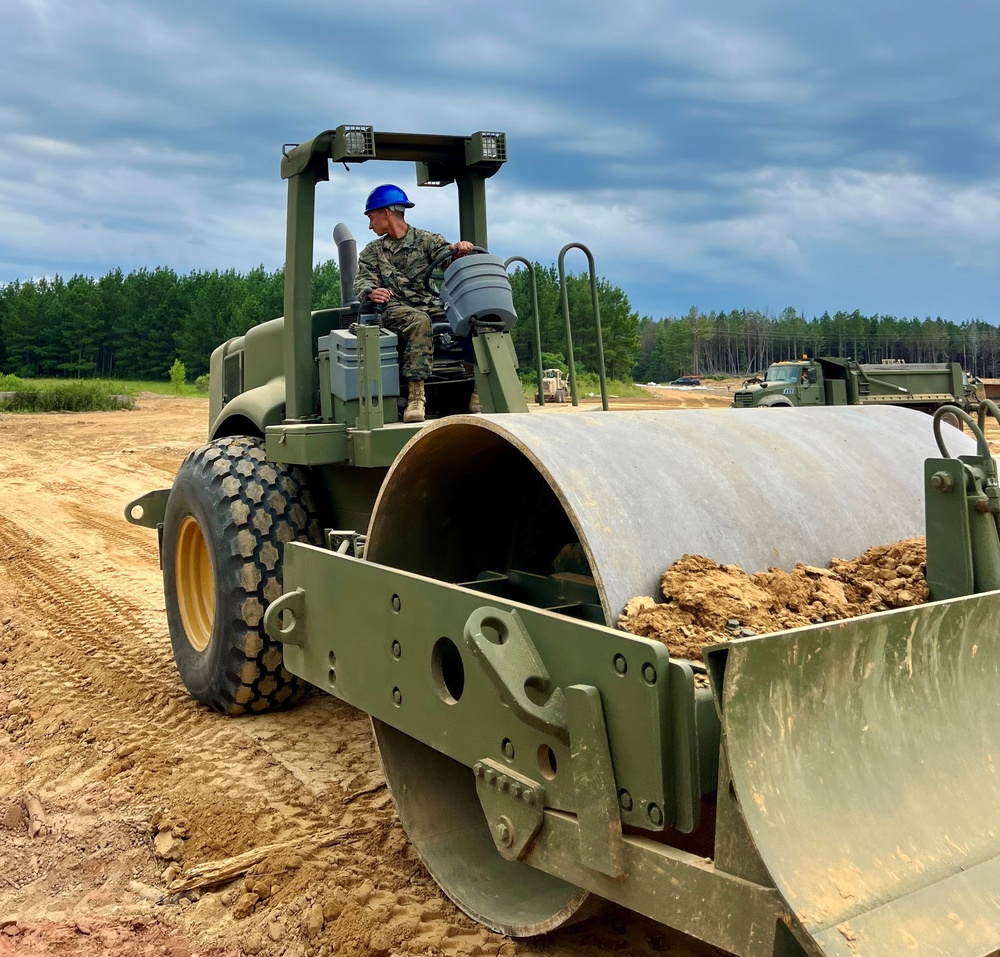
619;538;929;661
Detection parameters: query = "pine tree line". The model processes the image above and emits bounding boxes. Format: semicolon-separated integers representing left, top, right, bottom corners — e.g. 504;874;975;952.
0;262;994;384
630;307;1000;384
0;262;341;381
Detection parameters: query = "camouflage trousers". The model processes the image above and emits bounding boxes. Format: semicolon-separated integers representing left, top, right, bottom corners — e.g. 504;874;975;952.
381;303;434;381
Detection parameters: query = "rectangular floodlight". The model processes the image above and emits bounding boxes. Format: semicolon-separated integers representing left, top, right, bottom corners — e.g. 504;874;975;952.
466;132;507;166
332;125;376;162
415;162;455;187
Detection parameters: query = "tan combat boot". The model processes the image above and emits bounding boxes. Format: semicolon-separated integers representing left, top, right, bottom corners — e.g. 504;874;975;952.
468;386;481;414
403;379;426;423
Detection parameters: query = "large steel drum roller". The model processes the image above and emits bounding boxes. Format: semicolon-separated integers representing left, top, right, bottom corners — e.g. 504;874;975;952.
364;407;975;936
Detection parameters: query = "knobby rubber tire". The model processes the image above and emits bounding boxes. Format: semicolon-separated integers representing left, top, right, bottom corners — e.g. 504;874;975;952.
162;436;322;714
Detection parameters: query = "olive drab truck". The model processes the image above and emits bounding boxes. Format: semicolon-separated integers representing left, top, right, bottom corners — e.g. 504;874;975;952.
732;354;982;415
126;125;1000;957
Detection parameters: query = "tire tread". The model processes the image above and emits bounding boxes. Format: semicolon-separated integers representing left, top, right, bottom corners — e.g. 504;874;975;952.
165;435;321;715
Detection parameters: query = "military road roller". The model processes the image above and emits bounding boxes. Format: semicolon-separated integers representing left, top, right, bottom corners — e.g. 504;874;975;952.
126;127;1000;957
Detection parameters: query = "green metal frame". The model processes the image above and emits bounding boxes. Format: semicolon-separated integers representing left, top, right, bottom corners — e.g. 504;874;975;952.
471;332;529;414
279;127;507;424
925;402;1000;598
263;544;812;957
266;545;704;832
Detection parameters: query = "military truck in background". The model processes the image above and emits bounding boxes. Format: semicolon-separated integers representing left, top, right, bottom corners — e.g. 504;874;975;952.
732;355;982;417
535;367;568;403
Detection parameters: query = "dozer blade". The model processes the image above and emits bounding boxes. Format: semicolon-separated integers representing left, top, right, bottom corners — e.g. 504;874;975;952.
713;591;1000;957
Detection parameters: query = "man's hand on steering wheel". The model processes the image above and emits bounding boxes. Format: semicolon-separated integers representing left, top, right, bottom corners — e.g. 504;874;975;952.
423;243;488;293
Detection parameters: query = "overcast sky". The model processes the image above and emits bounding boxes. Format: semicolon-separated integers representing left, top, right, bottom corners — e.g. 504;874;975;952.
3;0;1000;322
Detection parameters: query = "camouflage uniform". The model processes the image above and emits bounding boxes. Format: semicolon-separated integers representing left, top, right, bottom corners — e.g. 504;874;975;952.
355;226;452;381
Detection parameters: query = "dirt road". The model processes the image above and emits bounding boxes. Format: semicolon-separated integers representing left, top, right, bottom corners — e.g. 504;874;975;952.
2;387;992;957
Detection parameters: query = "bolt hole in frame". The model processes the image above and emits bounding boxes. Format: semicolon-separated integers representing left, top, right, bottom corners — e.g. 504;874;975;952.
432;635;465;703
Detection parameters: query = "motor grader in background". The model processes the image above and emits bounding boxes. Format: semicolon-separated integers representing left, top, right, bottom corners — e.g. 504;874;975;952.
125;125;1000;957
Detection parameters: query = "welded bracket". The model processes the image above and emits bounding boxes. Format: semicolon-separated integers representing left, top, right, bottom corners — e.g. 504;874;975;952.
462;606;568;743
124;488;170;530
355;324;385;431
466;614;623;875
474;759;545;860
263;587;306;646
471;332;529;414
925;458;975;599
926;403;1000;598
566;684;625;878
325;529;365;558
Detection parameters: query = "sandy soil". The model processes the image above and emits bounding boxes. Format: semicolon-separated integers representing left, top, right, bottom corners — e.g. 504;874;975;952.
1;382;994;957
0;389;733;957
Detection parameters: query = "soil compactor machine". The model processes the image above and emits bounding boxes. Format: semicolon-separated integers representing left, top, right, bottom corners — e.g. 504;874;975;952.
126;126;1000;957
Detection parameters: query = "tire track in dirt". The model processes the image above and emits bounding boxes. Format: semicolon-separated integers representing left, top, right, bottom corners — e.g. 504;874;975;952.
0;509;486;955
0;521;176;681
0;401;391;840
0;516;361;852
0;463;34;483
47;494;169;568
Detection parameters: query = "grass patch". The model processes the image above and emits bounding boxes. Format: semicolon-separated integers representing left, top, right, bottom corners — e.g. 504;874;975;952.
579;374;656;398
0;378;136;412
520;371;655;401
110;379;207;398
28;378;209;399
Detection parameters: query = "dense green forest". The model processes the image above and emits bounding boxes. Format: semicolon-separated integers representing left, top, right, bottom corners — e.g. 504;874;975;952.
1;260;998;384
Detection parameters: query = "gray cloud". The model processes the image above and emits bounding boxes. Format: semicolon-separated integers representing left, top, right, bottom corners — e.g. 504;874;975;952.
1;0;998;321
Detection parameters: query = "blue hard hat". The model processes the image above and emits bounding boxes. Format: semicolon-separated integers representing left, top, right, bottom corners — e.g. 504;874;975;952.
364;184;415;214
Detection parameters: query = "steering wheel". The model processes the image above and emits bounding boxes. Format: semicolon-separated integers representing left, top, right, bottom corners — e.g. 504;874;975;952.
423;245;489;295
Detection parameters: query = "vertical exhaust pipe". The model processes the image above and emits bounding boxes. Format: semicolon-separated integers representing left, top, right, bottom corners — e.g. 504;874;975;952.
334;223;359;307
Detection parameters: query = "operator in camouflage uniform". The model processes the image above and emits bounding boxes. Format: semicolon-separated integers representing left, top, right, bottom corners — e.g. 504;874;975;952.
354;184;476;423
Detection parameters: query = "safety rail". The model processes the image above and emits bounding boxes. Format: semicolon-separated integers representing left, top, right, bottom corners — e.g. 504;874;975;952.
503;256;545;407
559;244;608;410
505;243;610;412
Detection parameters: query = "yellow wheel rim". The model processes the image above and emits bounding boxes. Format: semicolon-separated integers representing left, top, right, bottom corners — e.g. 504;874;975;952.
175;515;215;653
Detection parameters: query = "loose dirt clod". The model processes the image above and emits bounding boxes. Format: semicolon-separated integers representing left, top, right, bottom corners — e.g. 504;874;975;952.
620;538;929;661
23;794;50;839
